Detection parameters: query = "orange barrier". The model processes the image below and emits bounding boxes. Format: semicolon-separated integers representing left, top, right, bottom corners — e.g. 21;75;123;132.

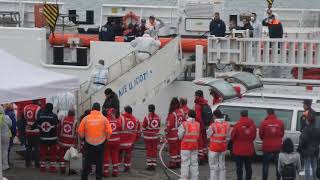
48;33;208;52
48;33;99;47
292;67;320;80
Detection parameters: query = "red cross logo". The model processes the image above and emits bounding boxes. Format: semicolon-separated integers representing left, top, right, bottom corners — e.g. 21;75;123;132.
41;122;53;132
63;124;72;134
110;122;117;131
127;121;134;130
150;120;159;128
27;110;33;119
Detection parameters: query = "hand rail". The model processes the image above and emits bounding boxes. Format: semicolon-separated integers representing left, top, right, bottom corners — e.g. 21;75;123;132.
79;51;137;106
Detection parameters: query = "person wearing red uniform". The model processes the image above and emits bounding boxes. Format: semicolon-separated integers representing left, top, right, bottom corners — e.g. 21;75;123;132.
165;97;181;169
142;104;160;171
207;109;230;180
178;110;200;180
23;100;41;168
194;90;209;164
32;103;59;173
119;106;141;172
180;97;190;122
103;108;122;177
58;110;77;174
231;110;256;180
259;109;284;180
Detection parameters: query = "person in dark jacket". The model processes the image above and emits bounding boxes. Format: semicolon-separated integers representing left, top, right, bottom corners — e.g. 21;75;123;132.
102;88;120;117
298;116;320;180
4;103;17;166
99;21;115;41
262;14;283;38
231;110;256;180
300;99;317;131
239;18;253;37
113;21;123;36
259;109;285;180
209;12;226;37
32;103;59;172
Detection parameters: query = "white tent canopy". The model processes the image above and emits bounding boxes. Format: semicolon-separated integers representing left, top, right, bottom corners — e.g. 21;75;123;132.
0;49;79;104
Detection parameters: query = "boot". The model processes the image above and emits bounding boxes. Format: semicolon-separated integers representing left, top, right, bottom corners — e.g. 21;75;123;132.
60;168;66;174
167;161;176;169
103;171;109;177
112;172;119;177
124;166;130;172
40;162;46;172
151;165;156;171
49;162;57;173
146;165;153;171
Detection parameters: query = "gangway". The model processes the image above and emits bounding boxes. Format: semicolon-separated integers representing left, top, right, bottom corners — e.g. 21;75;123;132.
78;36;184;114
207;36;320;68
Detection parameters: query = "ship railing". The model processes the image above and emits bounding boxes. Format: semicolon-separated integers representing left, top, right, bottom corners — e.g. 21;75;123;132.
207;36;320;68
78;50;137;112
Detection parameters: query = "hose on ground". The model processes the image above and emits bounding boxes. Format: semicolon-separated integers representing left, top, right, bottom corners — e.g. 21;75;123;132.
159;142;182;179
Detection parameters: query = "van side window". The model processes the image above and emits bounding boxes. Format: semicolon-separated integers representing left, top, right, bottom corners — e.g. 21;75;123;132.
217;105;293;130
297;111;320;131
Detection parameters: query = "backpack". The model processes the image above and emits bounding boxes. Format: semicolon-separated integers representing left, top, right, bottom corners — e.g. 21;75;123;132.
281;163;296;180
201;104;213;127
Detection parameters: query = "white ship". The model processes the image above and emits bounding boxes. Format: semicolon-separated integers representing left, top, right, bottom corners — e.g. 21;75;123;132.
0;0;320;121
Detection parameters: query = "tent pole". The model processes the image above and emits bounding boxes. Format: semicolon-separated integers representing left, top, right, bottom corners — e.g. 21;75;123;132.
0;118;3;179
75;90;81;151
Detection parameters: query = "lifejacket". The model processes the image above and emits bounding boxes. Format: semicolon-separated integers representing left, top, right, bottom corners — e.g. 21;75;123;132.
59;115;76;148
24;104;41;136
108;117;122;143
181;121;200;150
209;121;230;152
143;113;160;140
270;19;281;25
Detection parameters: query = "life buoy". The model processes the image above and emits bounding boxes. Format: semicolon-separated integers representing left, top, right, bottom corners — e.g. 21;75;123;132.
123;12;139;25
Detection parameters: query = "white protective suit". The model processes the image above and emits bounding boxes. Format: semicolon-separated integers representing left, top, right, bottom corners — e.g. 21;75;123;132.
251;19;262;38
48;92;76;121
146;19;165;39
178;118;199;180
86;63;108;92
0;107;12;170
130;34;161;63
206;118;228;180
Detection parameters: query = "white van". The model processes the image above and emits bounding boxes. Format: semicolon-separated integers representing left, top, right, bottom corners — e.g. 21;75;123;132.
212;97;320;154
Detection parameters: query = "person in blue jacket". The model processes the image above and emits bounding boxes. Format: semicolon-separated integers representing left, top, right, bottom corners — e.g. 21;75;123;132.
209;12;226;37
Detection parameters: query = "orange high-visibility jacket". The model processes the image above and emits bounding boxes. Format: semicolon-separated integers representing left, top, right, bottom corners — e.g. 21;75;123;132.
78;110;112;146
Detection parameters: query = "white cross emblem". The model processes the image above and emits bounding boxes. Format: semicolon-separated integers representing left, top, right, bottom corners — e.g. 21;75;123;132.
150;120;159;128
27;110;33;119
63;124;72;134
110;122;117;131
127;121;134;130
41;122;53;133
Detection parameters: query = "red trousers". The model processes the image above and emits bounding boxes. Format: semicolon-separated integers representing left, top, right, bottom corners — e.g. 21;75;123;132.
168;140;180;165
120;146;133;168
58;146;69;171
39;144;58;171
104;143;120;176
198;130;208;160
144;139;159;166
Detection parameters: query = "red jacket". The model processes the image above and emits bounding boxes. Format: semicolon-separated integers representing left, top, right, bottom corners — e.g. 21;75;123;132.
166;112;179;143
107;117;122;145
180;105;190;122
231;117;257;156
58;115;77;148
194;97;208;129
24;104;41;136
259;115;284;152
142;112;160;141
120;112;141;148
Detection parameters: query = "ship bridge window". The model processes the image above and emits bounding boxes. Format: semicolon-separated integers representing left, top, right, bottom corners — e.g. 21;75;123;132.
217;105;293;130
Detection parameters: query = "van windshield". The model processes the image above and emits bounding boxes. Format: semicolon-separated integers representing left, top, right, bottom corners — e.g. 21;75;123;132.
297;111;320;131
217;105;293;130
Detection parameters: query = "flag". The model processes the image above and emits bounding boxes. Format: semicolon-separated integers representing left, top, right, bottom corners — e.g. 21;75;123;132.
266;0;274;5
43;3;59;35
